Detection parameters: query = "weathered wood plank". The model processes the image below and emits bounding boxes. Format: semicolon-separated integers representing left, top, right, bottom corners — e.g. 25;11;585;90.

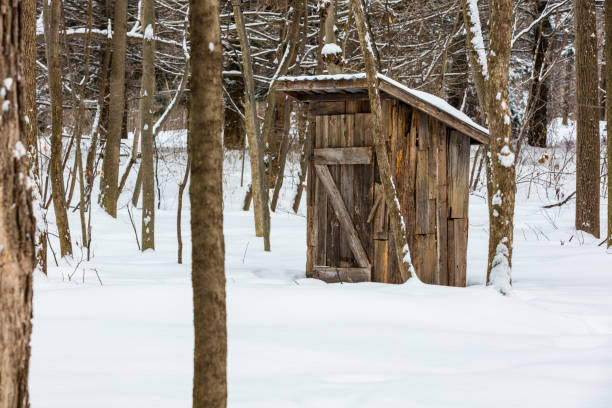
339;115;355;267
447;218;468;287
312;266;371;283
326;115;341;268
417;111;430;150
437;124;448;285
414;233;436;284
346;99;371;114
367;185;383;221
312;147;372;165
415;149;431;234
428;117;439;200
454;218;468;287
372;239;389;282
403;108;418;253
285;92;370;103
277;77;368;92
447;220;456;287
309;101;346;115
314;164;371;269
306;108;316;277
314;116;328;266
448;130;470;219
353;113;374;266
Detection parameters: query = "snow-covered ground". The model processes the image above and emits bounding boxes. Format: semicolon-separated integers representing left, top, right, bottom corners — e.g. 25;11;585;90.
30;129;612;407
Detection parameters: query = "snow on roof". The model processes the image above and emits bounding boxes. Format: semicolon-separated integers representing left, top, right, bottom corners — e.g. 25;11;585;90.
278;72;489;137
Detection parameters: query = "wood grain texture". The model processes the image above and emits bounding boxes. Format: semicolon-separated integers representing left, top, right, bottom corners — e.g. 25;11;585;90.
326;115;341;268
305;110;316;276
448;131;470;219
352;114;375;267
313;267;371;283
306;98;471;287
339;116;355;266
314;164;371;270
437;125;449;285
448;218;468;287
313;147;372;165
314;116;328;266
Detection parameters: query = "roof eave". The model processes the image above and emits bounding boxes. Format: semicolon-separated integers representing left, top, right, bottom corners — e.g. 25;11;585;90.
276;76;489;145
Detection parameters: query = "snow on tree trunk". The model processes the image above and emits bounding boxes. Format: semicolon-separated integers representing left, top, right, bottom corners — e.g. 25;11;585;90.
463;0;516;292
484;0;516;293
350;0;417;283
319;0;343;74
141;0;156;251
0;1;37;404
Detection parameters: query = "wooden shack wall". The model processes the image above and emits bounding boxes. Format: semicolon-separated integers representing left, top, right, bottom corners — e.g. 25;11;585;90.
305;98;470;287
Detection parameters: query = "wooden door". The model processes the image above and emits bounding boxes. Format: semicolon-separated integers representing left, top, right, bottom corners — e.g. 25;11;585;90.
310;113;375;283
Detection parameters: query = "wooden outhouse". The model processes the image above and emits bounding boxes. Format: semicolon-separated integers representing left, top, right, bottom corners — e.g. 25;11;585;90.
277;73;489;286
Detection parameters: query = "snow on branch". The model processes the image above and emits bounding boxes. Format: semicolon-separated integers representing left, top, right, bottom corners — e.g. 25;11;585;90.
466;0;488;79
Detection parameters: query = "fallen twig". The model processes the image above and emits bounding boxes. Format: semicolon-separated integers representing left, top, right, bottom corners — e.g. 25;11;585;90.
542;191;575;209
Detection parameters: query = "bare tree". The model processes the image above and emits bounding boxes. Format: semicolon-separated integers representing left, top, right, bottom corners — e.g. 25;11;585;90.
574;0;600;238
100;0;128;217
463;0;516;292
45;0;73;257
232;0;271;250
526;0;552;147
0;0;37;404
351;0;416;283
189;0;227;406
320;0;343;74
141;0;156;250
484;0;516;291
607;0;611;249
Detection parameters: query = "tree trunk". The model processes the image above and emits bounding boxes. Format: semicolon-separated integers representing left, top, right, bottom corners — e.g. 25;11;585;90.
189;0;227;406
100;0;128;217
463;0;516;292
461;0;488;118
485;0;516;293
141;0;156;251
270;99;292;212
22;0;45;272
85;18;112;196
75;0;95;249
22;0;37;158
527;0;551;148
0;1;36;403
45;0;73;257
177;155;191;264
606;0;612;249
351;0;416;282
320;0;343;74
574;0;601;238
259;3;302;191
292;104;311;213
233;0;271;249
